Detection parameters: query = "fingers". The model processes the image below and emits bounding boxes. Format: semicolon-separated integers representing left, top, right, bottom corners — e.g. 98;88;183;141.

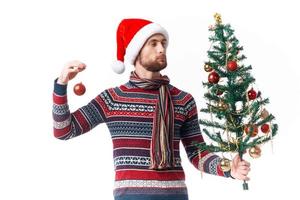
77;63;86;71
235;164;251;181
231;171;250;181
238;161;250;172
232;154;241;166
239;169;250;175
59;61;86;84
238;161;250;168
66;60;86;71
237;166;249;171
231;156;251;181
232;170;250;181
65;60;87;75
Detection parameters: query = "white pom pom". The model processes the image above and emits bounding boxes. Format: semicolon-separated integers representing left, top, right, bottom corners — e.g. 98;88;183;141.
111;60;125;74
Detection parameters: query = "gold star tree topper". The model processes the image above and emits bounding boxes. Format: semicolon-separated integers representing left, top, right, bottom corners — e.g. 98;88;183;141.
214;13;222;24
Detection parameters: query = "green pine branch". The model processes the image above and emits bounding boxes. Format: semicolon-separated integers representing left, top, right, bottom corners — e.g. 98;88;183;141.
244;124;278;149
199;119;226;130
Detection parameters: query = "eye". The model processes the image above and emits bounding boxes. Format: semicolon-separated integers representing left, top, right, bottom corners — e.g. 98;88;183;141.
150;42;156;47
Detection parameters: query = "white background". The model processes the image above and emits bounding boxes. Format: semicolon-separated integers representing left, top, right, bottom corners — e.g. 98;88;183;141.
1;0;299;199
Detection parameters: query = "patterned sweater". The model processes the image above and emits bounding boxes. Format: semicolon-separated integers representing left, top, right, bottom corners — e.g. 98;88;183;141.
52;80;230;200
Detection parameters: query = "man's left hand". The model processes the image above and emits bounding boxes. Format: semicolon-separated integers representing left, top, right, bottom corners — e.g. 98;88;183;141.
230;154;251;181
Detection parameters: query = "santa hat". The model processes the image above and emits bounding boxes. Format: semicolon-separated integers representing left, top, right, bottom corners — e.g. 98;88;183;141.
111;18;169;74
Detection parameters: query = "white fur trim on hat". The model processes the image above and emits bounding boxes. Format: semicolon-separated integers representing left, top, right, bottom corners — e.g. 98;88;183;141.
124;23;169;65
111;60;125;74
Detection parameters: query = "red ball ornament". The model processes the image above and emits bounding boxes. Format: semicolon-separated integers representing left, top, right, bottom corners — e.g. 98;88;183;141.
244;124;258;137
227;61;238;71
73;82;86;96
208;71;220;84
248;88;257;100
261;124;270;133
216;89;224;96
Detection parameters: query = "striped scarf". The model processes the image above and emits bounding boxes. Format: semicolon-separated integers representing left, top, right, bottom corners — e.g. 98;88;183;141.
129;71;175;170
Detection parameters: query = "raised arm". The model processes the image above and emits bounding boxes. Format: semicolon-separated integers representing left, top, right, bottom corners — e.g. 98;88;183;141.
52;61;107;140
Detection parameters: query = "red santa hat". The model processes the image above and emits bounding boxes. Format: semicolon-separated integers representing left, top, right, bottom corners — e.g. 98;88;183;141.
111;18;169;74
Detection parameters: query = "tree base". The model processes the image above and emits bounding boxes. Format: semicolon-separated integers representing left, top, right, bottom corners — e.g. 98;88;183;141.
243;181;249;190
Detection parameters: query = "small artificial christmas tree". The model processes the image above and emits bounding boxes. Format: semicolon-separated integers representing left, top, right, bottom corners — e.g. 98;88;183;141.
196;13;278;190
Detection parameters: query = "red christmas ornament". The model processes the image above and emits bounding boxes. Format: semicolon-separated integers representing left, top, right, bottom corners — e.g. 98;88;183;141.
261;124;270;133
244;124;258;137
208;71;220;84
248;88;257;100
216;89;224;96
73;82;86;96
227;61;238;71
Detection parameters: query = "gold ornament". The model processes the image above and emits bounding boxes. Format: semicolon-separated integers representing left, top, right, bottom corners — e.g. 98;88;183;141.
217;101;229;111
214;13;222;24
220;158;231;172
260;108;269;119
204;64;213;72
249;146;261;158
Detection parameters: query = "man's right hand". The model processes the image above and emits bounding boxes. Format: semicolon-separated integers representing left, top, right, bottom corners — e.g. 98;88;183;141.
57;60;86;85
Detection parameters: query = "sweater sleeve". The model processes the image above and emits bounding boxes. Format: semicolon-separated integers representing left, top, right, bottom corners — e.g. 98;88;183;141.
52;79;107;140
180;94;230;178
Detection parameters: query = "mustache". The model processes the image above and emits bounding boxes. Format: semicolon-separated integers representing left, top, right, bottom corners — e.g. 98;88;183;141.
156;55;166;59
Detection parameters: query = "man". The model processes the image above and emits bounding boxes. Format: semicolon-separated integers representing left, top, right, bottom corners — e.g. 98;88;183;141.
52;18;250;200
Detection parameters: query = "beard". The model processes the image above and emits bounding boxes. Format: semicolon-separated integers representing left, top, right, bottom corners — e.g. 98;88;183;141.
138;56;167;72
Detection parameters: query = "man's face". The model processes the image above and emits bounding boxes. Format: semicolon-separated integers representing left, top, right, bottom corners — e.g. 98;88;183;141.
135;34;168;72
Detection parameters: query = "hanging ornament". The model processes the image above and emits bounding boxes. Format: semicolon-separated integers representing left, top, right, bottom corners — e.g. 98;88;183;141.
73;82;86;96
204;63;213;72
260;108;269;119
216;89;224;96
217;101;229;111
220;158;231;172
244;124;258;137
249;146;261;158
208;71;220;84
227;61;238;71
247;88;257;100
261;124;270;134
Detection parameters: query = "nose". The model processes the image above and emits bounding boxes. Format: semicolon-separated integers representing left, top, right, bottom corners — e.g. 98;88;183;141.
157;42;166;54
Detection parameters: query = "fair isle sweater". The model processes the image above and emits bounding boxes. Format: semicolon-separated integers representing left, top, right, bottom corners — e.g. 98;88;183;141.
52;80;230;200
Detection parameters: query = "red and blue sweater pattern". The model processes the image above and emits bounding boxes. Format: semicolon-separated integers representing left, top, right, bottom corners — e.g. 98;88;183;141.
52;80;229;200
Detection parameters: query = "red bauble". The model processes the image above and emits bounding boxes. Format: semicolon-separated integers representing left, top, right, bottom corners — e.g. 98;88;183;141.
208;71;220;84
73;82;86;96
216;89;224;96
261;124;270;133
227;61;238;71
244;124;258;137
248;88;257;100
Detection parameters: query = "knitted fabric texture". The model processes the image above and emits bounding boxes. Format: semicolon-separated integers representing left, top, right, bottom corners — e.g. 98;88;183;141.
52;79;230;199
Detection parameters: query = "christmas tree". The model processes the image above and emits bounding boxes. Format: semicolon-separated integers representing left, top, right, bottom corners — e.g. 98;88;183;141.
196;13;278;190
